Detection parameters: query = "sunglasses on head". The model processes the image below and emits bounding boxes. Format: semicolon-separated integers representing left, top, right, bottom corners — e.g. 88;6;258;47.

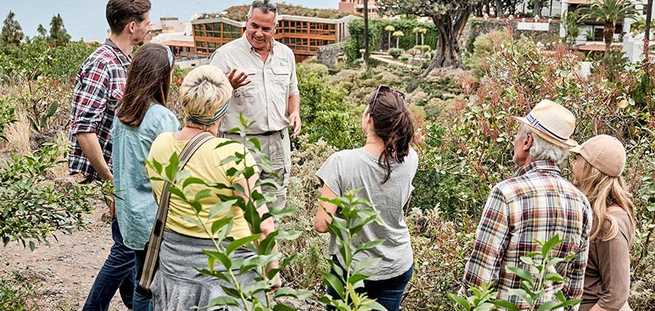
371;85;406;107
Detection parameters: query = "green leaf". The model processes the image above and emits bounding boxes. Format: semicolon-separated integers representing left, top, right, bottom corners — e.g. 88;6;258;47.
541;235;562;257
248;137;262;151
220;285;241;299
226;234;259;255
211;217;233;235
194;189;213;202
203;249;232;270
507;266;533;283
544;273;564;283
272;303;296;311
448;293;471;310
168;186;187;202
354;239;384;254
537;301;560;311
208;295;240;307
494;300;521;311
347;273;368;285
324;273;345;298
243;166;256;179
208;199;238;219
182;176;208;189
215;139;239;149
165;152;180;181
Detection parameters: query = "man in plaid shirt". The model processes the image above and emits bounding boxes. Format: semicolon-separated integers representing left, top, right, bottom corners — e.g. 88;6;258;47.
68;1;151;310
462;100;592;309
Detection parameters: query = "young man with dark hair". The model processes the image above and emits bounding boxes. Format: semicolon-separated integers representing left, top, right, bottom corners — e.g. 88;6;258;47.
68;0;151;310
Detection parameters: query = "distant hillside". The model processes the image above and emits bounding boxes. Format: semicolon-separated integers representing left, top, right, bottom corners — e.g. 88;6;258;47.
224;3;348;21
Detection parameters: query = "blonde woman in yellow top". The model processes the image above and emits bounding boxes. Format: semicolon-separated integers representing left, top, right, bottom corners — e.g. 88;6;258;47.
146;65;274;310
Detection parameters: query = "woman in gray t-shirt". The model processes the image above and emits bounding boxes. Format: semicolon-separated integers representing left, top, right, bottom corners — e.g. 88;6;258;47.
313;85;418;311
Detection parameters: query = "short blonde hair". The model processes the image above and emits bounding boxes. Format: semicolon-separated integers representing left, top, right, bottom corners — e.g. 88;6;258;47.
179;65;233;124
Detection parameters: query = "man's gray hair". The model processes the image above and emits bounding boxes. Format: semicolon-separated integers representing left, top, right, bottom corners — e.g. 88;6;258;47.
518;125;569;164
247;0;279;22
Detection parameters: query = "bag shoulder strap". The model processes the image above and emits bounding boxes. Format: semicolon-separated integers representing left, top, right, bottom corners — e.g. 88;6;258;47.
139;132;214;289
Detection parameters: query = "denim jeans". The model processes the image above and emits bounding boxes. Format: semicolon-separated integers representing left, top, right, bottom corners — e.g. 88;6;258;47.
327;257;413;311
133;249;153;311
83;218;136;311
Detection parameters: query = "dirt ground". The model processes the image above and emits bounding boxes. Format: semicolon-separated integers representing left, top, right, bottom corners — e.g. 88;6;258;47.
0;207;129;311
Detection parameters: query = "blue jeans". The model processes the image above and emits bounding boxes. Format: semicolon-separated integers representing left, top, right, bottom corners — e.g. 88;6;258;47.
133;249;153;311
326;257;413;311
83;218;136;311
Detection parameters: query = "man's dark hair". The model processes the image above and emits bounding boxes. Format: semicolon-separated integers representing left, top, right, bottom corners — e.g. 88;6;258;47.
249;0;279;16
106;0;151;35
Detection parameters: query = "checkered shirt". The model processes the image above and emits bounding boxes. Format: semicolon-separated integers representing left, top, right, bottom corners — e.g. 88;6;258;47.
68;39;130;180
462;160;592;310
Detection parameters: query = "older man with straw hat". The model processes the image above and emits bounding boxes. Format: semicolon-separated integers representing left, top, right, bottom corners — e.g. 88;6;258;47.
462;100;592;308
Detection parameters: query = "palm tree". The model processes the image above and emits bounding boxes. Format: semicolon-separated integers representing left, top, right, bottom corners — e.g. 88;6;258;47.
413;27;421;46
580;0;639;54
384;25;395;50
392;30;404;49
412;27;428;46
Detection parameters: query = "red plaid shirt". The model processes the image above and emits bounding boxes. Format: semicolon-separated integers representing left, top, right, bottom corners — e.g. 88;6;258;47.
68;39;130;180
462;160;592;309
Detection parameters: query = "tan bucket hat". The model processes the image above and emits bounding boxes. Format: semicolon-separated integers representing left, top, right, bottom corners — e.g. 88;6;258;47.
571;135;626;177
513;99;578;148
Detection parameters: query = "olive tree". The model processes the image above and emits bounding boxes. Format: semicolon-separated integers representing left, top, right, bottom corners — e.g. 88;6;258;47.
378;0;480;75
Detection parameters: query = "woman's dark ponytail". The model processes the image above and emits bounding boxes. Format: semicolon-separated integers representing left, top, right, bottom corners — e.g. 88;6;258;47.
368;87;415;183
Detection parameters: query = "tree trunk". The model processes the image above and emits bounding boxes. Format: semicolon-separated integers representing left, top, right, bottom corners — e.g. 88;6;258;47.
421;34;425;46
363;0;369;69
604;22;615;55
388;32;391;50
495;0;503;17
422;10;471;77
645;0;653;65
534;1;542;17
396;37;400;49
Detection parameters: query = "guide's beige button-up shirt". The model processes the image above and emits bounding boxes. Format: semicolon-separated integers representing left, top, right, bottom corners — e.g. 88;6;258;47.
210;36;299;134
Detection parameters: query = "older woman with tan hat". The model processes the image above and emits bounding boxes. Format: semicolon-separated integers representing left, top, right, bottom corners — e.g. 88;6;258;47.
571;135;635;311
462;99;592;308
145;65;274;310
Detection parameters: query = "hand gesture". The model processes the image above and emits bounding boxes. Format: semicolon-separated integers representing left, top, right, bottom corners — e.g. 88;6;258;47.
227;69;251;90
288;110;302;138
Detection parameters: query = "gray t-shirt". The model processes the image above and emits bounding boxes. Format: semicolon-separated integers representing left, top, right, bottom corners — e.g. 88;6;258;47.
316;147;418;280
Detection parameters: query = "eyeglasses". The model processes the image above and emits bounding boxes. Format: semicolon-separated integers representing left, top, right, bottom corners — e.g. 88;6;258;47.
370;85;407;108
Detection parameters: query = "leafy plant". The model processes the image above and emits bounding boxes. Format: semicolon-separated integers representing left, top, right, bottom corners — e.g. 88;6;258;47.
389;48;403;59
0;96;17;140
0;143;97;249
451;236;581;311
146;114;310;310
318;191;386;311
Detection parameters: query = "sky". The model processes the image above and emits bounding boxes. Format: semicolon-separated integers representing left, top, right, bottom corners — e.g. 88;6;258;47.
0;0;338;41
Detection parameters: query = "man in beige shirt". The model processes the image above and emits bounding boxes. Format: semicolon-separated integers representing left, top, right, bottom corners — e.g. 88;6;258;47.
210;0;301;212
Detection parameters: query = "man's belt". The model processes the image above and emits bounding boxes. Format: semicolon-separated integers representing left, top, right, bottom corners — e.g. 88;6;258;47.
222;129;284;137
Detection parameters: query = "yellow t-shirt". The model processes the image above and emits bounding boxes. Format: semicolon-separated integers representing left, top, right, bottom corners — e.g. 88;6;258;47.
146;132;253;239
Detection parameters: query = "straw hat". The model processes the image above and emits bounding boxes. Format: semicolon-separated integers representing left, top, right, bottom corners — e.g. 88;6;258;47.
571;135;626;177
513;100;578;148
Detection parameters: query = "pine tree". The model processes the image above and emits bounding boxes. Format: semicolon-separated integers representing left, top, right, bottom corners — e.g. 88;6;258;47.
36;24;48;39
0;11;25;47
48;14;71;46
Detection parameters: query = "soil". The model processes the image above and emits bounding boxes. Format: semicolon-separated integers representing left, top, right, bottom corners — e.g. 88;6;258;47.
0;207;129;311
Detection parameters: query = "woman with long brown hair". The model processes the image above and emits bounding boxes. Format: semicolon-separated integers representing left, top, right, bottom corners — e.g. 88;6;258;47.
571;135;636;311
313;85;418;311
112;43;179;310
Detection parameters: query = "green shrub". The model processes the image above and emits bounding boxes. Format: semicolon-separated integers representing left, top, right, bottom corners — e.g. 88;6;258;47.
297;63;364;150
0;144;97;249
0;273;34;311
0;40;96;83
0;97;16;140
389;48;403;59
399;55;410;62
